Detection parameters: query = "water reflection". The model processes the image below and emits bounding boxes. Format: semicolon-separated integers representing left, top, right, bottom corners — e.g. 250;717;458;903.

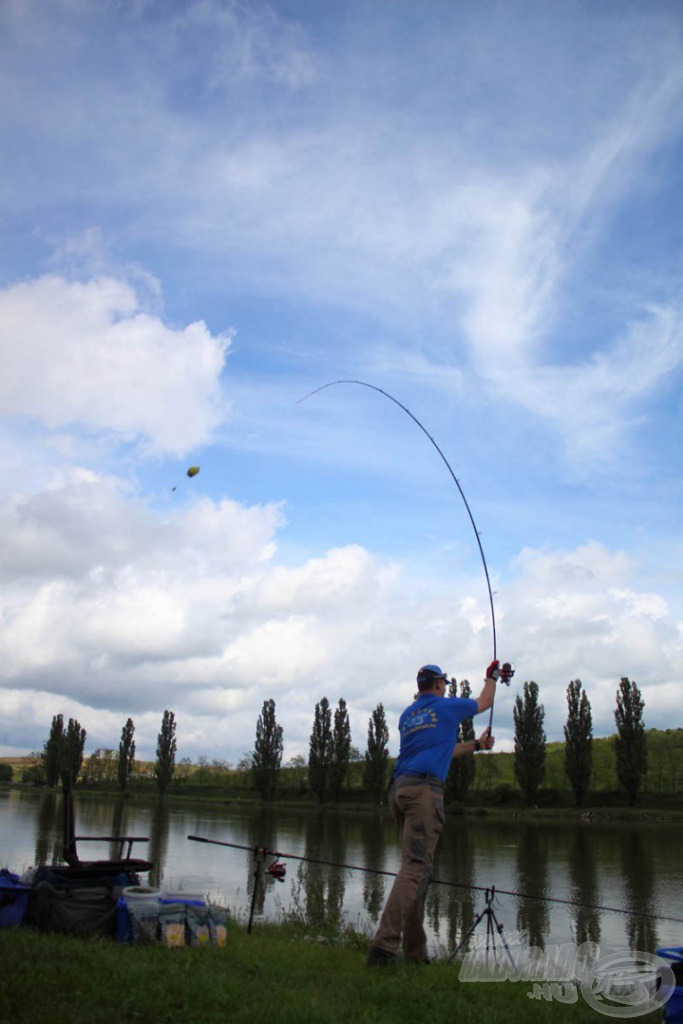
515;823;549;947
437;823;478;953
621;829;658;952
244;805;279;919
78;794;120;836
568;824;600;946
34;791;60;867
295;812;349;930
359;812;387;923
148;802;171;890
2;793;680;955
108;799;129;862
320;814;347;926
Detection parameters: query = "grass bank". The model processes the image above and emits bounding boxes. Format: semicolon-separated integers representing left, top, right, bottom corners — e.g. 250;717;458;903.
0;923;666;1024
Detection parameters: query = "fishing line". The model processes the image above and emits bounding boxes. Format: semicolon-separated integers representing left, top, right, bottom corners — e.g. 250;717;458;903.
298;379;501;727
187;835;683;926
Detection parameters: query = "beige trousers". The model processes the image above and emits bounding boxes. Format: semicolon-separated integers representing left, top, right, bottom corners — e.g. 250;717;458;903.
372;780;445;960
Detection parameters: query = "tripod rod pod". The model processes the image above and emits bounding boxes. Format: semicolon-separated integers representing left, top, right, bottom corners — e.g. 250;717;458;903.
447;885;516;967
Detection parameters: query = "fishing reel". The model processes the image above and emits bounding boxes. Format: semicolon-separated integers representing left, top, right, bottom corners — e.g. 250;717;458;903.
499;662;515;685
267;857;287;883
488;660;515;685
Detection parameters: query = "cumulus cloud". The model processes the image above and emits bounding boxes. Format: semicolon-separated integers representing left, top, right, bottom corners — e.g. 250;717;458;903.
0;459;680;763
0;466;412;756
0;275;231;454
0;2;681;768
0;473;284;695
2;3;682;469
499;542;682;743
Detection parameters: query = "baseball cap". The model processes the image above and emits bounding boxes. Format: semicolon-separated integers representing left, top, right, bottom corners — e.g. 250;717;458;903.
416;664;448;685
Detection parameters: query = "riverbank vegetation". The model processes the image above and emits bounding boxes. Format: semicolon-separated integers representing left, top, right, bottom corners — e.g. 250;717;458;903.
3;726;682;812
1;674;680;810
0;922;664;1024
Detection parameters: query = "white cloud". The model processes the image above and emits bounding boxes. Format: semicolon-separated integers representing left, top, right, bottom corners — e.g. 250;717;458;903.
0;2;681;769
2;4;682;472
499;541;682;744
0;276;231;455
249;545;398;614
0;480;284;675
511;304;683;460
440;61;683;461
1;461;680;763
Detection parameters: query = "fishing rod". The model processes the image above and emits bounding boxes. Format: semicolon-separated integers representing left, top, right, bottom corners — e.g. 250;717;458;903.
187;835;683;926
298;379;514;728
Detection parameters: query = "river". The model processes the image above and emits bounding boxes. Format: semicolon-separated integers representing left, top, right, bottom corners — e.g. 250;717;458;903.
1;789;682;958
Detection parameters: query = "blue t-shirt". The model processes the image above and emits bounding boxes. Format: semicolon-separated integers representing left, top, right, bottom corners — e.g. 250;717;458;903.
393;694;480;783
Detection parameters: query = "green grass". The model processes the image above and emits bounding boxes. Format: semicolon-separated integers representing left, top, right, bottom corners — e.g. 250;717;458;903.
0;924;666;1024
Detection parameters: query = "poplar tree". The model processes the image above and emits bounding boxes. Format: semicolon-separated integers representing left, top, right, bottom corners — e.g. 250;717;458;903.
251;699;284;801
614;677;647;806
564;680;593;806
513;681;546;806
328;699;351;802
363;703;390;805
445;679;476;803
154;710;177;796
118;717;136;793
63;718;86;784
308;697;332;804
42;713;65;787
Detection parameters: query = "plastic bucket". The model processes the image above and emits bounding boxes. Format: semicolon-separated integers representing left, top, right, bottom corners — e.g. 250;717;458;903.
121;885;160;903
656;948;683;1023
118;888;160;945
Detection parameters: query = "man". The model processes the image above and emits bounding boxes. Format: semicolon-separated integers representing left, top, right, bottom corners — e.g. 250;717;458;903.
366;659;499;967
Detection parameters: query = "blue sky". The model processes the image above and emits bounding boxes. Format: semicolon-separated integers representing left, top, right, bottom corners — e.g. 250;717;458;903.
0;0;681;764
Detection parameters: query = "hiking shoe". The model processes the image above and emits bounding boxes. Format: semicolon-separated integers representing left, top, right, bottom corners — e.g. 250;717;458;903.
366;945;399;967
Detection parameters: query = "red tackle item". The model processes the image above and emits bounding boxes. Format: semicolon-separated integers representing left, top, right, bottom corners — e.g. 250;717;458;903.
267;860;287;882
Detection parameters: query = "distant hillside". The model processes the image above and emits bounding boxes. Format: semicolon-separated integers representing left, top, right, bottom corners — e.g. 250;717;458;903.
3;727;682;798
467;727;683;796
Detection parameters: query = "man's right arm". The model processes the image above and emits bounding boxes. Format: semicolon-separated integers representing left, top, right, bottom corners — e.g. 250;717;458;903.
475;661;499;712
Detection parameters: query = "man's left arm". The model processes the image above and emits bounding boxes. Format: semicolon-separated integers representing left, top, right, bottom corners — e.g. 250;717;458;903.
452;726;494;759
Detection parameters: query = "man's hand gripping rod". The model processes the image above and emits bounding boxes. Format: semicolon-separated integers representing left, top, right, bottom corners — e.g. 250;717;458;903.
485;659;516;733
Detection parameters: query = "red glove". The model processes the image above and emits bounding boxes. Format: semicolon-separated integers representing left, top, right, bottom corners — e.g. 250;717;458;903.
486;659;500;680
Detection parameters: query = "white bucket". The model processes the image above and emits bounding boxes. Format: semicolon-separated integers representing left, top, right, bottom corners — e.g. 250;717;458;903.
122;885;160;904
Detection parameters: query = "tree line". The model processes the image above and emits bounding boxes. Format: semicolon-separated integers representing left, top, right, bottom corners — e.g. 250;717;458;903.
26;698;390;802
32;709;177;796
509;675;648;807
20;675;650;806
249;696;390;805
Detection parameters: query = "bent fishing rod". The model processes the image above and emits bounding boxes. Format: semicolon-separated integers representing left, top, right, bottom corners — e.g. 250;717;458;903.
298;379;514;727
